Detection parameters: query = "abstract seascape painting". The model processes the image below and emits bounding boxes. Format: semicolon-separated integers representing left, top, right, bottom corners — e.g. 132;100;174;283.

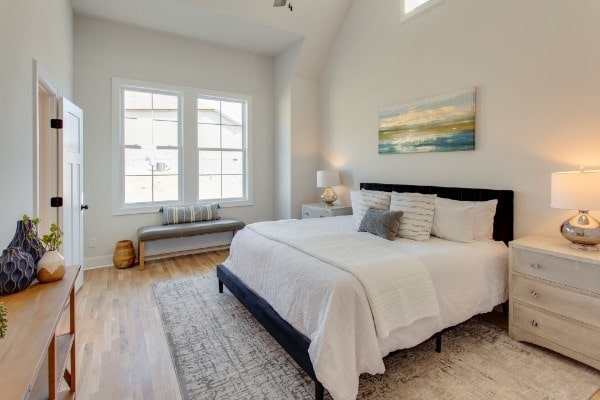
378;87;476;154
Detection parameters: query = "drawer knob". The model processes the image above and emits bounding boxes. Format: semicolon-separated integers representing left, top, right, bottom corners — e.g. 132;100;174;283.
531;291;539;299
530;263;540;269
530;319;538;327
304;213;309;216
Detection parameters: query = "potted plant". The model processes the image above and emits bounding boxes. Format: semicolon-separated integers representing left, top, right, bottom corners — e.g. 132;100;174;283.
0;302;7;339
36;223;66;283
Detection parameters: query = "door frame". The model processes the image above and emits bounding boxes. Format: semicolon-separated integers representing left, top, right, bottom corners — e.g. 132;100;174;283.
33;60;60;235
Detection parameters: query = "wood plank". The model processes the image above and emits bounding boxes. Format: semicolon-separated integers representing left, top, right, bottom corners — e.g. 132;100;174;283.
55;333;75;388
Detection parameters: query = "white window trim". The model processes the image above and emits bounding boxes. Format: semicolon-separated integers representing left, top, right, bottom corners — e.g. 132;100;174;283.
111;78;253;215
400;0;444;22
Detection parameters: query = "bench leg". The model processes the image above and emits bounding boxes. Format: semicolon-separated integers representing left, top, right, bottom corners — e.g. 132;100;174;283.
138;240;145;271
435;332;442;353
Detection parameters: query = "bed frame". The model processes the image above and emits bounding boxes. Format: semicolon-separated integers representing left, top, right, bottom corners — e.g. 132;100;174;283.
217;183;514;399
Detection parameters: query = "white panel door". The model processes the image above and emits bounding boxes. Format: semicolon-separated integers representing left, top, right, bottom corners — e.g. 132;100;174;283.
59;98;85;290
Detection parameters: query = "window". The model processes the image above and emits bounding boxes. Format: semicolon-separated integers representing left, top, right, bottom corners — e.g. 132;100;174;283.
123;89;181;204
197;97;245;201
403;0;441;17
112;78;252;215
404;0;430;14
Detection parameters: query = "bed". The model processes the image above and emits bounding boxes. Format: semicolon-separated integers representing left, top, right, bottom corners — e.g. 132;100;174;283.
217;183;514;400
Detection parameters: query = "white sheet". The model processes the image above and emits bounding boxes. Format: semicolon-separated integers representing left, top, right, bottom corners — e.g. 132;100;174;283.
248;219;441;338
223;215;508;400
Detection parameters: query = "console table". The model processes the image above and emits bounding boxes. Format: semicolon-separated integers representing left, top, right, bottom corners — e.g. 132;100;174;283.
0;265;79;400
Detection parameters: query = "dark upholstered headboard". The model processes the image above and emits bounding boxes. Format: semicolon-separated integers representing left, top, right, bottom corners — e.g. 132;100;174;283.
360;183;514;244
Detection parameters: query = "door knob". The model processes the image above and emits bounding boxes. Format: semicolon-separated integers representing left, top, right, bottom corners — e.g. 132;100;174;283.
81;204;89;210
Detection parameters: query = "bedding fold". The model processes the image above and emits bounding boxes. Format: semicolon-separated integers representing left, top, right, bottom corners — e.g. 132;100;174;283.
248;219;441;338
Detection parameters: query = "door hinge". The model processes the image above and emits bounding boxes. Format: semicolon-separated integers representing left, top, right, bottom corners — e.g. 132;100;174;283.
50;118;63;129
50;197;63;208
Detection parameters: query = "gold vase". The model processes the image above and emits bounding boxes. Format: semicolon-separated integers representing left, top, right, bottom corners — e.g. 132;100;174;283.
113;240;136;269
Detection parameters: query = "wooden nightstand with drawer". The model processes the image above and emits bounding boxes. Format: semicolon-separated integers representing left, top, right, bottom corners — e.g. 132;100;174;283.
301;203;352;219
509;236;600;370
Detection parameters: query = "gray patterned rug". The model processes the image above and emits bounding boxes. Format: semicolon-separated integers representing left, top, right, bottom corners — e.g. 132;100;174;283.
152;273;600;400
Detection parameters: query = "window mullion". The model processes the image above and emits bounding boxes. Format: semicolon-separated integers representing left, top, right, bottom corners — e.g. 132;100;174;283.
183;91;198;205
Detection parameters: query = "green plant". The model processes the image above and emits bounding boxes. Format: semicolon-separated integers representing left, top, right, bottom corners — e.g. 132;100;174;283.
22;214;40;226
0;302;7;339
40;223;63;251
23;215;63;252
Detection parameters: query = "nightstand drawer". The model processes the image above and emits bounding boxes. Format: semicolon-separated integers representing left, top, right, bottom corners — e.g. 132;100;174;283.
512;275;600;328
513;302;600;360
301;204;352;219
303;208;329;218
512;247;600;294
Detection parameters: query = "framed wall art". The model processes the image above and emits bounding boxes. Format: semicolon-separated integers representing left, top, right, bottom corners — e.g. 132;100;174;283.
378;87;476;154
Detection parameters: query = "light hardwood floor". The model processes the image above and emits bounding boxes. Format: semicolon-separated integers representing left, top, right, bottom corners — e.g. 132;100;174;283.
74;251;227;400
73;251;600;400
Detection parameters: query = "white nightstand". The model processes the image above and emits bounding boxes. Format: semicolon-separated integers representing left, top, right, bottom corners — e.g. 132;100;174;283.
301;203;352;219
509;235;600;370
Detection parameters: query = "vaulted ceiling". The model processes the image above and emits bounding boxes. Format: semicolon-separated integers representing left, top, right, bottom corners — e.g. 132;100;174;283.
71;0;354;78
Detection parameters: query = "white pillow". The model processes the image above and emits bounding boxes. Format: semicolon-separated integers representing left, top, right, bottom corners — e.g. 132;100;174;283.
432;197;475;243
353;190;391;229
350;190;360;215
390;192;436;241
471;199;498;241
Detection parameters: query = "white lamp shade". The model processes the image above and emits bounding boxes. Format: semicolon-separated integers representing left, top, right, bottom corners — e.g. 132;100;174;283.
551;170;600;211
316;170;340;187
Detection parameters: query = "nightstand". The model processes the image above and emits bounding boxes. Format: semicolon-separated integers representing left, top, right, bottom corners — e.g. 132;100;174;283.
301;203;352;219
509;236;600;370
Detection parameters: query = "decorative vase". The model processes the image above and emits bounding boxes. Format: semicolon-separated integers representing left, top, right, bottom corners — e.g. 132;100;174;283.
37;250;66;283
8;220;44;267
113;240;136;269
0;247;36;295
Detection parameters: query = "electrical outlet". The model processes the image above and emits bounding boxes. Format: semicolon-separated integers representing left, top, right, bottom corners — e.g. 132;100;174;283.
89;237;97;248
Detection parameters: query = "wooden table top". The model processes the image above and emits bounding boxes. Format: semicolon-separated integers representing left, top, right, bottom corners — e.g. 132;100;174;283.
0;266;79;400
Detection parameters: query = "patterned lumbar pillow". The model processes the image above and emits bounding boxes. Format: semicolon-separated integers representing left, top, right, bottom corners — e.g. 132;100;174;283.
161;203;220;225
359;208;403;241
390;192;436;241
353;190;392;229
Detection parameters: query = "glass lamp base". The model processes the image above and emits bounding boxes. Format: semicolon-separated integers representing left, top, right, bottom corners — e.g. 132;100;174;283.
568;242;598;252
320;187;338;206
561;210;600;251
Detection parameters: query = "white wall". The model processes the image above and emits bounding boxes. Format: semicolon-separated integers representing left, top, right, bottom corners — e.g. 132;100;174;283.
290;76;320;216
274;43;321;220
0;0;73;246
74;16;276;267
320;0;600;239
274;44;299;220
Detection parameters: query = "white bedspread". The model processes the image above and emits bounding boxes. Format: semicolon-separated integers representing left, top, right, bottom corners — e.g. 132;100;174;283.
248;219;440;338
223;216;508;400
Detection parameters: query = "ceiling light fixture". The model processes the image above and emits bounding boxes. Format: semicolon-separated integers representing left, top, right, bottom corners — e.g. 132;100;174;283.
274;0;293;11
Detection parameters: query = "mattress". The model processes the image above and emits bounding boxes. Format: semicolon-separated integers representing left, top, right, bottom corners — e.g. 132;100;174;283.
222;215;508;400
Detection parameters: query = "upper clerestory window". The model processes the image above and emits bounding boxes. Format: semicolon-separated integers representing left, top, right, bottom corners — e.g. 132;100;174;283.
403;0;442;18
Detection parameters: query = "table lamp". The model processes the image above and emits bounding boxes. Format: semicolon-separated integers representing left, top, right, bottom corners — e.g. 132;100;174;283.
317;170;340;206
551;170;600;250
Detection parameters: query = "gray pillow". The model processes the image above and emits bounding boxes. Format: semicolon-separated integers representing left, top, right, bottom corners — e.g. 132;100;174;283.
161;203;220;225
358;208;403;241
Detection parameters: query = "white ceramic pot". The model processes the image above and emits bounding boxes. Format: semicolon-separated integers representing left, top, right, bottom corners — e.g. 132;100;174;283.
37;250;66;283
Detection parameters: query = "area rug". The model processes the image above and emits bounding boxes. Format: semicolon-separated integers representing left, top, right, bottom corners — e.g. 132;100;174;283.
152;273;600;400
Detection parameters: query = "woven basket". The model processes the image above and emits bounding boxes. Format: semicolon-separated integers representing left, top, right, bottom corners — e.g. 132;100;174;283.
113;240;135;269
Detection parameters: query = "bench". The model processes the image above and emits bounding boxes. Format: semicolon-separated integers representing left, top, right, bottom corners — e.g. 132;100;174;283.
137;218;245;270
